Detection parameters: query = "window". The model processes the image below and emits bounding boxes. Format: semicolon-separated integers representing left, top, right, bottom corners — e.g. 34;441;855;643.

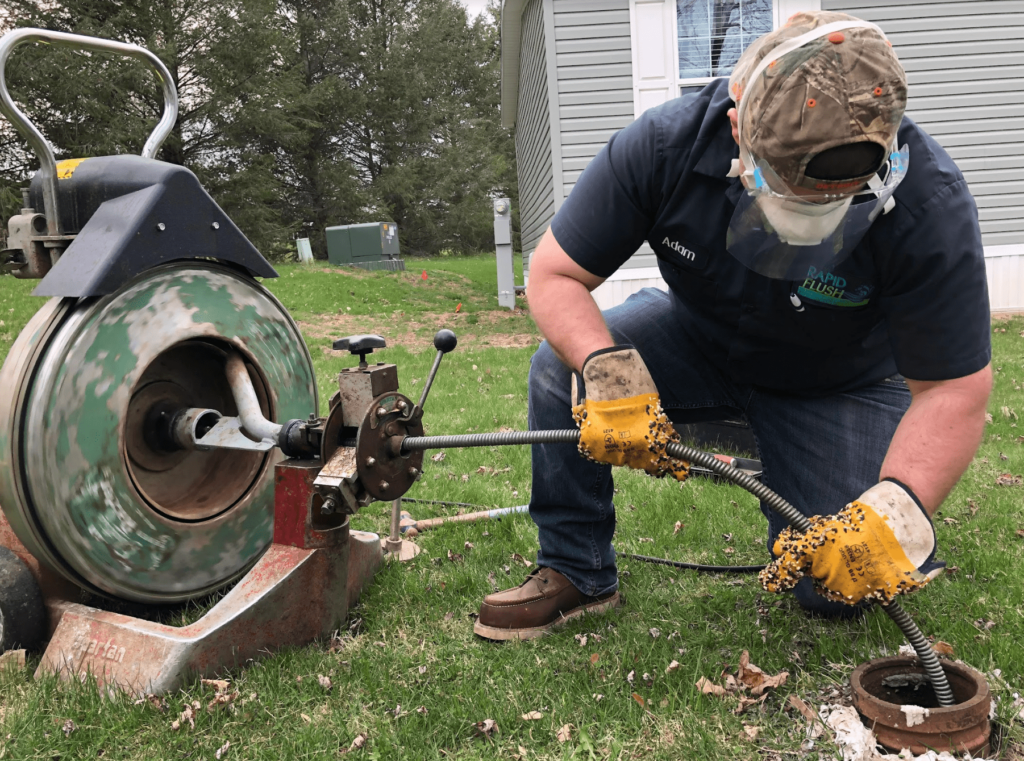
677;0;773;82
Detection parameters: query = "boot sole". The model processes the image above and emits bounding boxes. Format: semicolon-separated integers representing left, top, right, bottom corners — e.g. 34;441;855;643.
473;592;621;642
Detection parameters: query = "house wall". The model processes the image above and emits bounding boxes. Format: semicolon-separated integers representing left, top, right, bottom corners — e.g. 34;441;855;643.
823;0;1024;312
516;0;557;258
520;0;639;282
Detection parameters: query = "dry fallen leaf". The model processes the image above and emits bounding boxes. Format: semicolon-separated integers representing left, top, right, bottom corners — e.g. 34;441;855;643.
787;695;817;723
431;451;446;462
742;725;760;741
464;541;474;551
207;691;239;712
673;521;684;534
590;653;600;665
473;719;498;738
574;633;588;647
649;627;661;639
0;650;26;670
318;674;333;691
626;670;635;685
173;703;198;731
521;711;544;721
556;724;573;743
215;741;231;759
997;474;1023;486
933;641;955;657
511;553;533;567
733;695;767;715
61;719;76;737
416;706;428;715
134;694;168;712
461;474;470;483
301;713;312;724
341;733;367;753
202;678;230;694
447;549;463;563
696;677;728;697
666;660;680;674
631;693;646;708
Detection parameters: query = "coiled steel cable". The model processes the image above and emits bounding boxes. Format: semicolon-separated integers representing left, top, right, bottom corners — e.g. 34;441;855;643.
400;429;955;706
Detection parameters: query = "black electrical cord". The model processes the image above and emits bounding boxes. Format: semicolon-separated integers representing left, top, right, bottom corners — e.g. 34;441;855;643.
401;497;767;574
617;552;765;574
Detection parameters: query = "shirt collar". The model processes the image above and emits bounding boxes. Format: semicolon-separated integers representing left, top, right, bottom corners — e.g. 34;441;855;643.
692;121;745;205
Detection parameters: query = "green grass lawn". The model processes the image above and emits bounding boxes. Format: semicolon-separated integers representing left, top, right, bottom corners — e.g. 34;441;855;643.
1;261;1023;760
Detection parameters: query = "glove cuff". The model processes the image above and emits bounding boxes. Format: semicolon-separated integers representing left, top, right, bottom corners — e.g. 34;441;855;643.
578;345;658;403
857;479;938;570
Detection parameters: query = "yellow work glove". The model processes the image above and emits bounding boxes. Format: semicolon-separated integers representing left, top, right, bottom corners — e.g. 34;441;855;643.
570;346;689;481
759;480;945;605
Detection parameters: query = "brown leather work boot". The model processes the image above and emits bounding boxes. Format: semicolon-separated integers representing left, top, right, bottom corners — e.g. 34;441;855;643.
473;566;620;641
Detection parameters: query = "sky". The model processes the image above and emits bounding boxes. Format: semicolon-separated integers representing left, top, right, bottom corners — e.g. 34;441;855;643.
458;0;491;19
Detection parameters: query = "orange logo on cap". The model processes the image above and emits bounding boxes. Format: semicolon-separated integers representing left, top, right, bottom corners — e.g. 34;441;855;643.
828;32;845;43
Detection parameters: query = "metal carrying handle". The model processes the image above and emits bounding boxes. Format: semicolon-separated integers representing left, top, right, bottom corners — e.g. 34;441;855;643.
0;28;179;236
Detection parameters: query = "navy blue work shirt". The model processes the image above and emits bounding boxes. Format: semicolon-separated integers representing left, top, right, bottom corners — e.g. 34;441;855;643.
550;78;991;395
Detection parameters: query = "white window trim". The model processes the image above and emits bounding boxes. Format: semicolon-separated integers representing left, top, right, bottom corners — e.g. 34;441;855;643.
630;0;821;116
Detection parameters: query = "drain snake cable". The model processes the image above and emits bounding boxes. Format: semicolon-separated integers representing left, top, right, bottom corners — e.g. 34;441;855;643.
399;428;955;706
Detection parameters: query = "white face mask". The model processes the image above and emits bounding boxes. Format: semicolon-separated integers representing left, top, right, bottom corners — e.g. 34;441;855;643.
755;194;854;246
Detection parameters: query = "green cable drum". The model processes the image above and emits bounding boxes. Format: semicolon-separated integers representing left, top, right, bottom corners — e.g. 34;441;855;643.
0;263;317;603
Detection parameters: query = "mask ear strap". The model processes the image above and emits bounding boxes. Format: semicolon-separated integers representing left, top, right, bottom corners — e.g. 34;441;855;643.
868;138;900;215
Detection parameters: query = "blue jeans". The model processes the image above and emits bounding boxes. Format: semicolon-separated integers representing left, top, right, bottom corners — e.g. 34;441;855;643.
528;288;912;616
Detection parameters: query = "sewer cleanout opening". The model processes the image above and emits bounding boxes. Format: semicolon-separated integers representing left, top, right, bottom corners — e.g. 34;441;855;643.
851;657;992;757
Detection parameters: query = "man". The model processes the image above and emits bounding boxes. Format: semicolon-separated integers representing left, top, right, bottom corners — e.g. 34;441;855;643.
473;11;991;641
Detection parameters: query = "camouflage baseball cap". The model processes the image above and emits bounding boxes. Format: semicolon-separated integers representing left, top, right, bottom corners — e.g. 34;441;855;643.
729;11;907;194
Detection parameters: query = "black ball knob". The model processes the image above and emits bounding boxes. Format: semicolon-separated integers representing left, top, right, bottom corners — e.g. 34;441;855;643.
433;329;457;354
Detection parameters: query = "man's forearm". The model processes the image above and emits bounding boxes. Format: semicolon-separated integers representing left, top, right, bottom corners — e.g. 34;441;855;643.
526;229;615;372
529;274;613;371
879;366;992;514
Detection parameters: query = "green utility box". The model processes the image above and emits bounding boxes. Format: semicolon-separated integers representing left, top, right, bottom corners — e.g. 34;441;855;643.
325;222;405;271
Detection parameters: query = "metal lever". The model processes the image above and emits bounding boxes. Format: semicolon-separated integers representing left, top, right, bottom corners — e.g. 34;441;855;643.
411;329;457;419
0;28;179;237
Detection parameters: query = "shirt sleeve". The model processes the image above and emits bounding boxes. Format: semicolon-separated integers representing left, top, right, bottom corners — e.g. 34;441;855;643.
880;178;991;381
550;110;663;279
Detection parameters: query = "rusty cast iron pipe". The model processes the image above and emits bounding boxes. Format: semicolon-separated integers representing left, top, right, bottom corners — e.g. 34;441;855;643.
225;352;281;442
398;428;955;706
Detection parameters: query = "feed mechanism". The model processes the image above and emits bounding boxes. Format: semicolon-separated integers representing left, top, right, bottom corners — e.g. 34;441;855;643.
0;28;445;695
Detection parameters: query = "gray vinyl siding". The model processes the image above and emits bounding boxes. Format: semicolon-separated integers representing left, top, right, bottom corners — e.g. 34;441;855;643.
516;0;556;263
554;0;634;196
554;0;658;270
823;0;1024;247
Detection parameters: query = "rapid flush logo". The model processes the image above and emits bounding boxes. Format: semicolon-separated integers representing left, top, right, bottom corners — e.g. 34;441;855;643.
796;265;873;308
